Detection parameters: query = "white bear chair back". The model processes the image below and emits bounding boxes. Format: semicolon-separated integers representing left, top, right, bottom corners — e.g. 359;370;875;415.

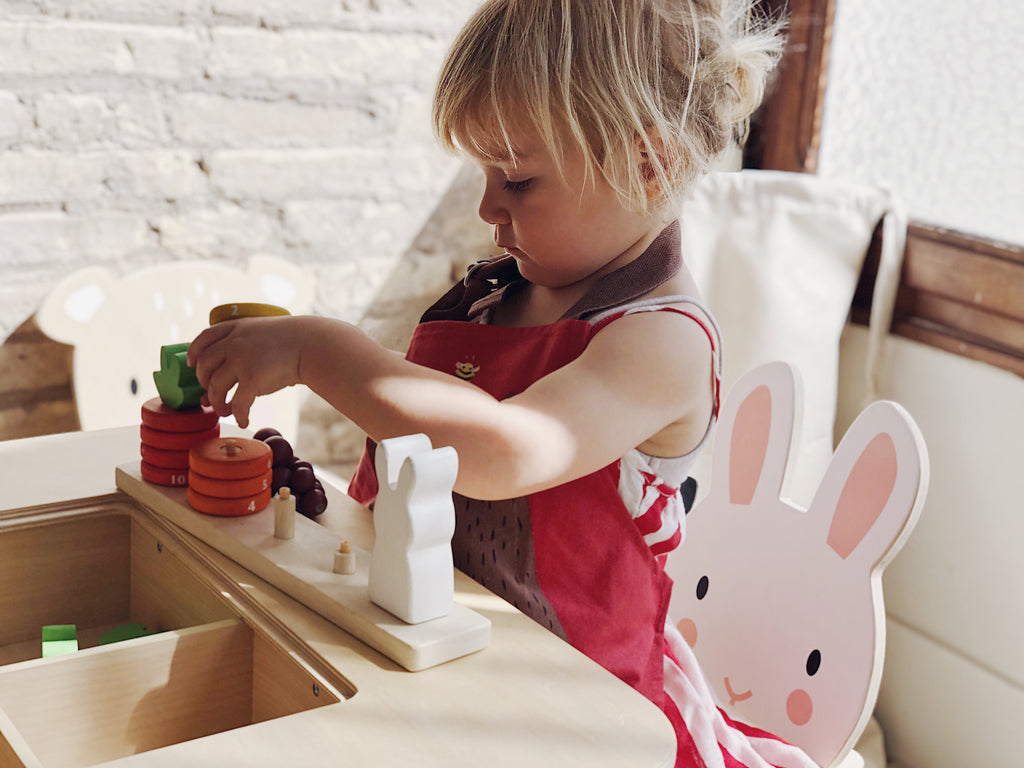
671;362;928;767
36;256;314;441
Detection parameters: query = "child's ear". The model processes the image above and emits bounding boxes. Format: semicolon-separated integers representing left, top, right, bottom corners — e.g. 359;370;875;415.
634;132;674;199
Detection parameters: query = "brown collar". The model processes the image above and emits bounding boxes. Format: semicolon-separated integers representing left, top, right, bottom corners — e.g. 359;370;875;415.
419;221;681;324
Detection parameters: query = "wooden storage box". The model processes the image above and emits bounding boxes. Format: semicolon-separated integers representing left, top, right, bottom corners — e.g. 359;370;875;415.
0;504;342;768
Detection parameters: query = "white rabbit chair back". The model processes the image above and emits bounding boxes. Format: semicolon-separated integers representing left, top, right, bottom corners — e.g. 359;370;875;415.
670;362;928;767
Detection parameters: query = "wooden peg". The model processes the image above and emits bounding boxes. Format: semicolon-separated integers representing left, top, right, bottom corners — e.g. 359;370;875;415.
274;487;296;540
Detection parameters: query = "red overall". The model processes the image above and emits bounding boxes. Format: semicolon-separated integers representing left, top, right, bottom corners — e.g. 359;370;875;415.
350;223;689;704
349;223;817;768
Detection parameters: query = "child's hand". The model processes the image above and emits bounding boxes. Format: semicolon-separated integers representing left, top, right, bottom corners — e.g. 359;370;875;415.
187;316;303;428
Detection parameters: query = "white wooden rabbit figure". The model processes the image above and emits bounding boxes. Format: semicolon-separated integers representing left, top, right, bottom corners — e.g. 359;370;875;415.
369;434;459;625
670;362;928;767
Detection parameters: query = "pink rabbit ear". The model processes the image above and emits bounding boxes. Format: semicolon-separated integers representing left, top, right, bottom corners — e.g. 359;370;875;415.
709;362;799;507
729;385;772;505
827;433;898;559
814;400;927;568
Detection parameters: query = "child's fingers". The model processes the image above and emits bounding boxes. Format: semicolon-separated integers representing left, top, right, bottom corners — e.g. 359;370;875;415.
228;384;257;430
190;329;235;389
186;323;233;368
192;347;228;391
203;366;239;418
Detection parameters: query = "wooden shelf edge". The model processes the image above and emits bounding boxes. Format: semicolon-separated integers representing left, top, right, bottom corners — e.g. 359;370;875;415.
852;223;1024;378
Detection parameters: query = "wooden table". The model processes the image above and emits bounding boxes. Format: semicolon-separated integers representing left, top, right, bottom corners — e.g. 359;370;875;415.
0;427;675;768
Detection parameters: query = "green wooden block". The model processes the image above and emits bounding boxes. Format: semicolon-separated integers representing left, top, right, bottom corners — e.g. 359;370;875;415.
153;343;205;409
97;623;156;645
41;624;78;657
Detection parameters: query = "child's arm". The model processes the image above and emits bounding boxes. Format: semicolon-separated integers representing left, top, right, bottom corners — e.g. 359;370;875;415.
187;311;712;500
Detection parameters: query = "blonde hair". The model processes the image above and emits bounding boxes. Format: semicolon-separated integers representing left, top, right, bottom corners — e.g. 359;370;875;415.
433;0;785;214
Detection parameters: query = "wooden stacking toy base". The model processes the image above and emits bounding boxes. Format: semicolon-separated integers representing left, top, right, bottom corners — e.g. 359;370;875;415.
116;462;491;672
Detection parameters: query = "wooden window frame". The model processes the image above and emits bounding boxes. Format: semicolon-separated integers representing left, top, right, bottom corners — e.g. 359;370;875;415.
748;0;1024;378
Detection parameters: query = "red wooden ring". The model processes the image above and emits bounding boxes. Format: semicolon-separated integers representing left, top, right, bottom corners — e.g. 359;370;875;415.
141;423;220;452
140;462;190;488
188;468;272;499
141;397;219;433
140;443;190;469
189;437;272;480
187;485;271;517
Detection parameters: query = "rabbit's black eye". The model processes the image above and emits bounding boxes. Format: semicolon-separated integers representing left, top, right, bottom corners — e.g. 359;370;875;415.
806;649;821;676
130;377;139;395
696;575;709;600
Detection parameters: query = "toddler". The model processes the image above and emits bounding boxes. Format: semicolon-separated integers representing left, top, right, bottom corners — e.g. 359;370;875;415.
189;1;817;765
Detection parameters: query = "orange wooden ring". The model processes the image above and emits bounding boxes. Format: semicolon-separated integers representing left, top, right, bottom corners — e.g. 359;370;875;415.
141;397;219;433
140;462;190;488
188;468;271;499
189;437;272;480
187;485;271;517
140;443;190;470
141;423;220;452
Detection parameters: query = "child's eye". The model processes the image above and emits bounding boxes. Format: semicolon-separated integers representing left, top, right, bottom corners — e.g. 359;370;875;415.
503;178;533;193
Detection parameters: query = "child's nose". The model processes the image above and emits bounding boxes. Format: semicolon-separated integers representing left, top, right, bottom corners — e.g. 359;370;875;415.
477;183;511;226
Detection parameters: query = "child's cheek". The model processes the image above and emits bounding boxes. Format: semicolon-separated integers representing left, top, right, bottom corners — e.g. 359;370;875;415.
786;689;813;725
676;618;698;648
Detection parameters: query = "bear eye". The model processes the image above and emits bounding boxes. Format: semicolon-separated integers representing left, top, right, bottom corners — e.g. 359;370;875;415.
130;377;139;395
696;575;709;600
806;649;821;676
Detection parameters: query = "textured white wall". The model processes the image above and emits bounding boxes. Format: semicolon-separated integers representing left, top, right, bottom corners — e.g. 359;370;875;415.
819;0;1024;245
0;0;481;341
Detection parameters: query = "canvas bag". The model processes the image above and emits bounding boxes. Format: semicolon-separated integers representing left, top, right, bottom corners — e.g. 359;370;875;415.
677;169;906;509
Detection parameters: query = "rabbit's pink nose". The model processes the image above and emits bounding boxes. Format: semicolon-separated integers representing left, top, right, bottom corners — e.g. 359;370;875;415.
724;677;752;706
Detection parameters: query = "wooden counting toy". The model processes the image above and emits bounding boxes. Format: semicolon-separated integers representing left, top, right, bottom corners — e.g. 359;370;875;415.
115;458;491;672
138;397;221;487
190;470;271;498
209;302;290;325
140;442;191;469
140;423;220;452
187;485;272;517
153;343;204;410
369;434;458;626
139;462;189;488
187;438;273;517
141;397;219;432
189;437;272;480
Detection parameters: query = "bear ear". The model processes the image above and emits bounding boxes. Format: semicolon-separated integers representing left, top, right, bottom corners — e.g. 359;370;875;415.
36;267;116;345
247;255;315;315
708;361;802;507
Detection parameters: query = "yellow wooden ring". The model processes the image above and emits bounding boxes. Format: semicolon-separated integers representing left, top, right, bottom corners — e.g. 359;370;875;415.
209;302;290;325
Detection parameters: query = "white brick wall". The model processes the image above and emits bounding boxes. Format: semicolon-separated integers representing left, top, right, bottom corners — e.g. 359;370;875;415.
0;0;482;340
